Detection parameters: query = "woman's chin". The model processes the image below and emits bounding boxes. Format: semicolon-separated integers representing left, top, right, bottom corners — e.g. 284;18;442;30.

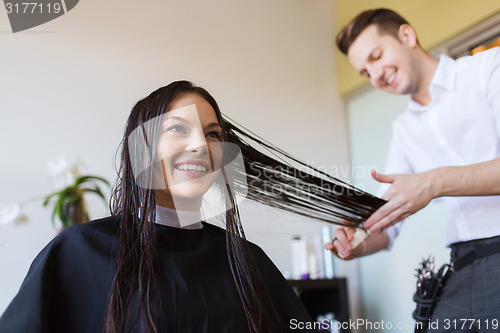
170;186;210;203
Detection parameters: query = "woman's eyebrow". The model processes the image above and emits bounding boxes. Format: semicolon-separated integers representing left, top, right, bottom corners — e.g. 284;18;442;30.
165;115;188;123
205;122;221;129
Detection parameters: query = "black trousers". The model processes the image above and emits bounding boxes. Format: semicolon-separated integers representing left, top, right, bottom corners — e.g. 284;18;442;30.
428;236;500;333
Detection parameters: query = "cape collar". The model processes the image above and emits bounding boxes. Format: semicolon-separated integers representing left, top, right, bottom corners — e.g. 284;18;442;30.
155;205;203;229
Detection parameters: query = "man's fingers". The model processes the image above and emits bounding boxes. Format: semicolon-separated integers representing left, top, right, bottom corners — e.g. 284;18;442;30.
325;228;353;259
371;170;396;184
364;200;399;230
342;226;356;240
336;231;352;253
369;208;407;233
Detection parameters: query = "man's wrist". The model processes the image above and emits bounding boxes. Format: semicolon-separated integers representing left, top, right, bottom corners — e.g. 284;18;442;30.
425;168;445;199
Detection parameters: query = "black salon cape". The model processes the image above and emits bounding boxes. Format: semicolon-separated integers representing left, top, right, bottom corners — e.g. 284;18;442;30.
0;216;316;332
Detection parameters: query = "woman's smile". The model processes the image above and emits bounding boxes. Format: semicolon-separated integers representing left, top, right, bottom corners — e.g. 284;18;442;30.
173;159;211;179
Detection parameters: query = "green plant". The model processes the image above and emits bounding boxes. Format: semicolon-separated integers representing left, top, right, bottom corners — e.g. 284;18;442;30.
42;175;110;228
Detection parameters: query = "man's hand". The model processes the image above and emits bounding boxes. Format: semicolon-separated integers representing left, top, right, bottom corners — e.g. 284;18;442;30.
324;226;360;260
363;169;435;233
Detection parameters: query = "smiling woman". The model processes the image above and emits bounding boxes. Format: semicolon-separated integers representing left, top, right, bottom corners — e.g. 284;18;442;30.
0;81;383;333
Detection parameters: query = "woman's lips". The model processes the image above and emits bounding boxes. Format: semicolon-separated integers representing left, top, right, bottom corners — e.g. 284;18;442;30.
174;160;210;178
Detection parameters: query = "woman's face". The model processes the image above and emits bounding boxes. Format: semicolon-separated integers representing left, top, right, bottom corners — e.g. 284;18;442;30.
155;93;223;207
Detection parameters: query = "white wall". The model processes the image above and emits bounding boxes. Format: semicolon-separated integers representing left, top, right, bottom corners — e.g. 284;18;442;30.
0;0;354;317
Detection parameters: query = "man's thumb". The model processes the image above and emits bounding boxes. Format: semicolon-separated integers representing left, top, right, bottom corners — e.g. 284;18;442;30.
371;169;395;184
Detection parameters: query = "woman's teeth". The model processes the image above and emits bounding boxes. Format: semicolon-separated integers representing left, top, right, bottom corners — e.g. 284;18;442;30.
176;164;207;172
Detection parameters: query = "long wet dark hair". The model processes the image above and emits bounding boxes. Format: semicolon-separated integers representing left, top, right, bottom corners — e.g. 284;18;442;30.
105;81;385;332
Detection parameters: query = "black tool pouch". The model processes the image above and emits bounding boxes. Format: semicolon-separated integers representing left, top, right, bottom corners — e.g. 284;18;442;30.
412;258;451;333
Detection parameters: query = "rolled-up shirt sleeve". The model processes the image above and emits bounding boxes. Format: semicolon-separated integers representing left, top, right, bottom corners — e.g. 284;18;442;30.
485;48;500;138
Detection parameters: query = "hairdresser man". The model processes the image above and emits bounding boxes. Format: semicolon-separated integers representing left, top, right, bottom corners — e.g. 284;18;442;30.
325;8;500;331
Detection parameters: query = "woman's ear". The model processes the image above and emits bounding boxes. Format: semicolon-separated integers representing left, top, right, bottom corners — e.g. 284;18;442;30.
398;24;418;48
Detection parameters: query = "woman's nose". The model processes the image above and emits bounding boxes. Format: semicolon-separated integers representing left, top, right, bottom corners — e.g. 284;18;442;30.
186;131;208;154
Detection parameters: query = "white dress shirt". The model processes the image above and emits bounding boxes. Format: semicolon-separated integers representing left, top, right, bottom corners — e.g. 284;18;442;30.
383;47;500;247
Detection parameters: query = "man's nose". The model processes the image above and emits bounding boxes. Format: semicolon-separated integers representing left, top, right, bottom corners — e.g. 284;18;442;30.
366;64;384;87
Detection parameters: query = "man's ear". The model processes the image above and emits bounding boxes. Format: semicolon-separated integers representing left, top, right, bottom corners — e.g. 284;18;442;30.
398;24;418;48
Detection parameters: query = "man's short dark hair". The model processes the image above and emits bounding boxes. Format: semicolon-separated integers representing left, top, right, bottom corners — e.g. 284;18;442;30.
336;8;410;55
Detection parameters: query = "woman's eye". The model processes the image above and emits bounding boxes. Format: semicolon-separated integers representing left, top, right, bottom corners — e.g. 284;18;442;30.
167;124;188;134
206;130;222;140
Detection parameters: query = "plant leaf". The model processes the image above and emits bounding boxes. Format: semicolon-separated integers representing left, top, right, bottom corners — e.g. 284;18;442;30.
81;186;106;202
42;191;61;207
75;175;110;187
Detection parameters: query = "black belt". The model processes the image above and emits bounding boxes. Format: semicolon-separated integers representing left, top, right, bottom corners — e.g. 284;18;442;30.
452;237;500;272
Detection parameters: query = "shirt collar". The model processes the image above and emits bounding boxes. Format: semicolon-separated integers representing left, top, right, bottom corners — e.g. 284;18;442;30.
431;54;456;92
155;205;203;229
408;54;456;112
